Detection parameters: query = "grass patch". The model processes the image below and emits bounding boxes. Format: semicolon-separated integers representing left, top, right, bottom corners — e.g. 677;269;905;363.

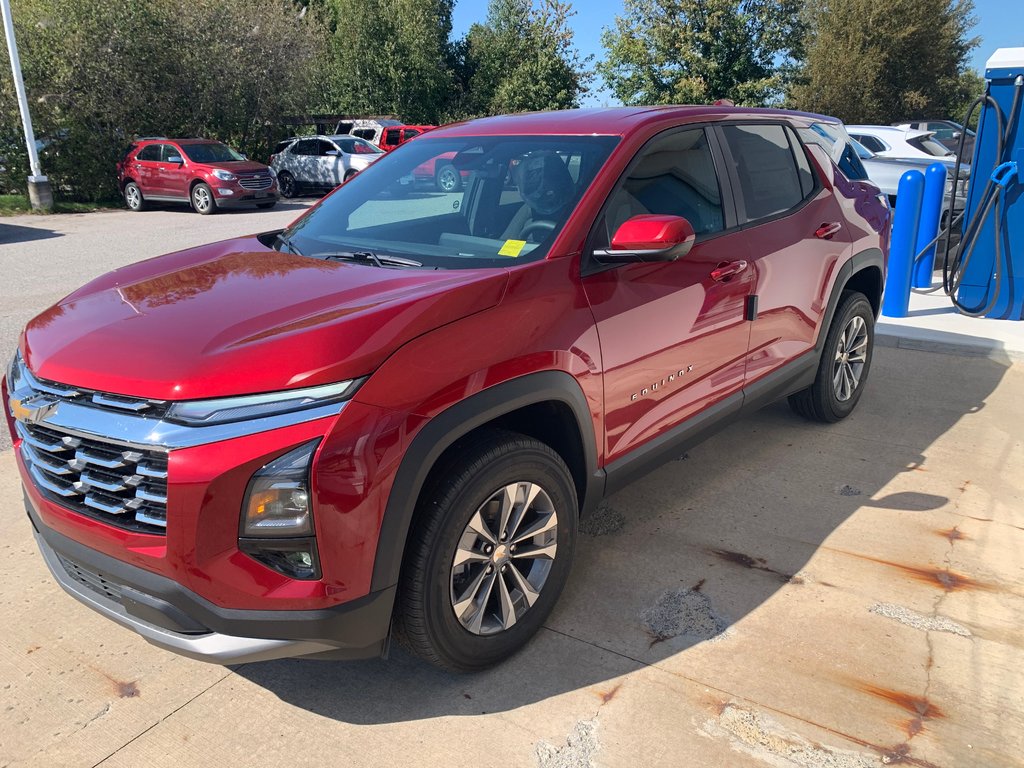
0;194;120;216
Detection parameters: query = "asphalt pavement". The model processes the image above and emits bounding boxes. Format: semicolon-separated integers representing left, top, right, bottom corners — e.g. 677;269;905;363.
0;205;1022;767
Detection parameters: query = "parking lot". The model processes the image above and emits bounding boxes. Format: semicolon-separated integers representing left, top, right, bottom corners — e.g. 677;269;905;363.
1;207;1022;767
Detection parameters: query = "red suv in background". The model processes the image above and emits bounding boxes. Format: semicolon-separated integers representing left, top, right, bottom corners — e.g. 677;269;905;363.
117;138;279;214
8;107;888;672
379;124;436;151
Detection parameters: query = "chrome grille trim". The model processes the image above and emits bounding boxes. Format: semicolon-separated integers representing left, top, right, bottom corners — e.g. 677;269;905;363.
17;420;169;534
238;175;273;190
17;364;167;416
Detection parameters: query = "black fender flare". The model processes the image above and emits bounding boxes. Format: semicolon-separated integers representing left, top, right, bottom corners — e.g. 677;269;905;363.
814;247;885;355
369;370;602;593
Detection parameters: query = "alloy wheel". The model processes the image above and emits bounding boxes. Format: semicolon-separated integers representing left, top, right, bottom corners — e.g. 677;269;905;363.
832;315;869;402
193;186;211;213
438;167;458;192
449;482;558;636
125;185;141;210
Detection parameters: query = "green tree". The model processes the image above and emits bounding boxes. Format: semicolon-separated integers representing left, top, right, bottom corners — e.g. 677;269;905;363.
788;0;978;124
597;0;805;107
459;0;590;117
321;0;455;123
1;0;323;200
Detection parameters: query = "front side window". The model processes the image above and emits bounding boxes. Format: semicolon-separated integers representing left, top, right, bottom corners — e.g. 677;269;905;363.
291;139;316;156
594;127;724;249
161;144;182;162
181;142;244;163
402;129;421;141
721;124;802;222
136;144;161;162
336;138;382;155
281;135;619;269
384;130;400;146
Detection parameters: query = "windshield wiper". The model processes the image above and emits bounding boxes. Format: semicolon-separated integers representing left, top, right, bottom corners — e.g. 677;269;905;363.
316;250;423;268
275;232;303;256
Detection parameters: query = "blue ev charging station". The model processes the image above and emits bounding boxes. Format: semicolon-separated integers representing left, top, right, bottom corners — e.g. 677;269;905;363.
947;48;1024;318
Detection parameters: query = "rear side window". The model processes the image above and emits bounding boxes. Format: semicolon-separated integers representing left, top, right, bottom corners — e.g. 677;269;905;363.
788;130;815;198
136;144;161;161
854;135;887;154
292;139;316;156
273;140;294;154
384;130;401;146
352;128;376;141
908;135;951;157
721;124;802;223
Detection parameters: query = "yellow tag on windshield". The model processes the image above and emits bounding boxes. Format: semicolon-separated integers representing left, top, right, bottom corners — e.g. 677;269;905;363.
498;239;527;257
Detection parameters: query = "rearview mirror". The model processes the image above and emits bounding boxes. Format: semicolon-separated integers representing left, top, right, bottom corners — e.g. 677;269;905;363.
594;214;696;263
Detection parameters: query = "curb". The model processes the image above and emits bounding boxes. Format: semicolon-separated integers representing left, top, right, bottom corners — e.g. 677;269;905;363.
875;325;1024;362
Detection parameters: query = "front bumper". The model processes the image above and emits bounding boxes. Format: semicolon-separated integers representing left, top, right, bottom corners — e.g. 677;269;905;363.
27;497;394;664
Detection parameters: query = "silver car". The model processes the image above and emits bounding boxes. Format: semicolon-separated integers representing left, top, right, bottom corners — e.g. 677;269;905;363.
270;135;384;198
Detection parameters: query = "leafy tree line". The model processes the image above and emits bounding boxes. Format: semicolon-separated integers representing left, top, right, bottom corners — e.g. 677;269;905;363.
1;0;981;202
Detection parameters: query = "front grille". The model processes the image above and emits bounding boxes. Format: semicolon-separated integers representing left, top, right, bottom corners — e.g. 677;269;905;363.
57;553;123;603
238;175;273;190
17;421;169;535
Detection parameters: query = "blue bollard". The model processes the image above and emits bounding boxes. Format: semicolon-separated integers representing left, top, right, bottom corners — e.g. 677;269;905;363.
882;170;926;317
912;163;948;288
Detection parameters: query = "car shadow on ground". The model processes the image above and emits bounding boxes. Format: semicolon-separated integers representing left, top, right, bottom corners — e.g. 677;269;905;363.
0;222;63;245
236;347;1012;725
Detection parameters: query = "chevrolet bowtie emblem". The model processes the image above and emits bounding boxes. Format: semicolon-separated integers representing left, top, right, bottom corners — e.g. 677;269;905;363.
9;393;59;425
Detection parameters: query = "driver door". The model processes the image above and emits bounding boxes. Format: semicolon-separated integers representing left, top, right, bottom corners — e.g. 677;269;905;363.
582;126;754;468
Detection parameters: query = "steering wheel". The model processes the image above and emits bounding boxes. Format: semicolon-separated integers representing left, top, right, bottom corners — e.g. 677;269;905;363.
520;219;556;242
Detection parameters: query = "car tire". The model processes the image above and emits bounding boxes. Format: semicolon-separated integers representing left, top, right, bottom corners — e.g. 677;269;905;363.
278;171;297;199
344;169;358;183
191;183;216;215
395;429;577;672
123;181;144;212
788;290;874;423
435;163;461;193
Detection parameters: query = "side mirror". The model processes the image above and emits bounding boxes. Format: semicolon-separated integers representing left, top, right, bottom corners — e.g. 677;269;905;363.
325;150;340;157
167;155;184;164
952;131;962;139
594;214;696;263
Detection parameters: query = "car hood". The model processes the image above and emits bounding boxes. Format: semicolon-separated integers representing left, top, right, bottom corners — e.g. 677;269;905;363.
21;236;508;400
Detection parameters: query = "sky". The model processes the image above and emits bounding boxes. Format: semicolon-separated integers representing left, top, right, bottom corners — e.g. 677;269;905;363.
451;0;1024;108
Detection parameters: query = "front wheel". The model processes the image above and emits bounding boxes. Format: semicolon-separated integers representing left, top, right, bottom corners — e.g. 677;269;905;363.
344;169;358;183
278;171;297;199
395;430;577;671
435;163;461;193
191;183;216;215
789;290;874;422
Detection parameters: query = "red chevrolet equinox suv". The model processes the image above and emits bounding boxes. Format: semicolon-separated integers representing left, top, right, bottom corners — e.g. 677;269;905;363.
117;138;279;214
6;107;888;671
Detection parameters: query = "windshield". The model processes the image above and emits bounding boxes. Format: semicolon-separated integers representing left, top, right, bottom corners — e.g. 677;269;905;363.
850;138;873;159
282;135;619;269
181;142;245;163
336;138;383;155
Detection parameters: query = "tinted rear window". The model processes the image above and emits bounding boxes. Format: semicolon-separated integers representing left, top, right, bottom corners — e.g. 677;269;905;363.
721;124;803;222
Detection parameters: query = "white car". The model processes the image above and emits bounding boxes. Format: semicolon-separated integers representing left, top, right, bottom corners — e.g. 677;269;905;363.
270;135;384;197
846;125;954;164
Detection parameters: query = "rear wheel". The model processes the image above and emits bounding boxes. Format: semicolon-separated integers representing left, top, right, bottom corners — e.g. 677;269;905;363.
789;290;874;422
191;183;216;215
123;181;144;211
395;430;577;671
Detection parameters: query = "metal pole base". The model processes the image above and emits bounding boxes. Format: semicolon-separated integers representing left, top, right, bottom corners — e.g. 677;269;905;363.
27;175;53;211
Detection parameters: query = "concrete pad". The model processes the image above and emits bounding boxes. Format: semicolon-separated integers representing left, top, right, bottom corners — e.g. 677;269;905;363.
1;346;1022;767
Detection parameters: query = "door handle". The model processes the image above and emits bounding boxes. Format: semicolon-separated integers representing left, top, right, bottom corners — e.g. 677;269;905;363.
710;260;748;282
815;222;842;239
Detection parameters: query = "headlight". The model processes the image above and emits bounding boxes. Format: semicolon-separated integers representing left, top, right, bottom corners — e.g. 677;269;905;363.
212;169;237;181
239;440;321;579
165;379;361;425
241;440;317;537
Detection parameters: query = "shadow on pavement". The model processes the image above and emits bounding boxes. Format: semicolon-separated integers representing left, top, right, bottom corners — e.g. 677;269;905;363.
237;346;1012;724
0;222;63;245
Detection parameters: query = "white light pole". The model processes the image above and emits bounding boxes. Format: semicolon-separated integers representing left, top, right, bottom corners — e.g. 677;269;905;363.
1;0;52;210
